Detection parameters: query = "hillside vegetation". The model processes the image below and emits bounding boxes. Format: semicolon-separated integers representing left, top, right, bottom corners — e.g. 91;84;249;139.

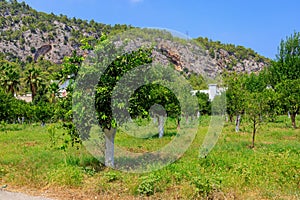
0;0;131;64
0;0;269;73
196;37;270;72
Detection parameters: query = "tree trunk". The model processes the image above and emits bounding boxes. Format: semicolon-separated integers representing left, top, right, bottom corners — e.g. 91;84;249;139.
229;115;234;123
251;120;256;148
153;117;157;124
31;84;36;102
158;115;164;138
235;114;241;132
291;113;297;129
104;128;117;168
9;85;14;96
185;115;189;124
177;117;180;131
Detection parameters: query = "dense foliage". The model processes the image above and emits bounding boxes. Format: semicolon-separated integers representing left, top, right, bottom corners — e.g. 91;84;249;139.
196;37;269;63
0;0;299;173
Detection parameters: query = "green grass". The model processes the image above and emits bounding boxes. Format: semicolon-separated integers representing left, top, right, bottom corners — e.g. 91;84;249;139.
0;116;299;199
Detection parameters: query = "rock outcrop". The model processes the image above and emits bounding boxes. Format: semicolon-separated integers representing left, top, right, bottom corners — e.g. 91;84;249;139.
0;1;270;76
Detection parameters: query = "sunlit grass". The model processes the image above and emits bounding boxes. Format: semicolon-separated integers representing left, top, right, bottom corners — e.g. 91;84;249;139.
0;115;299;199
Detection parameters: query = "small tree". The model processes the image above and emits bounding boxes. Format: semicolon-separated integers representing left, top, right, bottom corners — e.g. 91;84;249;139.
243;73;274;148
129;83;180;138
73;31;200;170
196;92;211;116
224;72;246;132
25;65;43;102
54;51;84;148
268;31;300;128
275;79;300;128
94;48;153;167
244;91;269;148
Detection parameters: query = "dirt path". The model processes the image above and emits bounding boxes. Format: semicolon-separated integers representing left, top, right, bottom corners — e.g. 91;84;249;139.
0;190;53;200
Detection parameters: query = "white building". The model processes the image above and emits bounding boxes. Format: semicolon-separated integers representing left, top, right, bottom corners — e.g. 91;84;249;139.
191;84;225;101
15;93;32;103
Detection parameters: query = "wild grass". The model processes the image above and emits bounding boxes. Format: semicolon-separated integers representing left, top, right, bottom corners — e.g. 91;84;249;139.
0;115;299;199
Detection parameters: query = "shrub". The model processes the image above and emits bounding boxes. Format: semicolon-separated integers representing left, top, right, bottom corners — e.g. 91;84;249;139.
137;174;161;196
105;172;118;182
191;176;221;197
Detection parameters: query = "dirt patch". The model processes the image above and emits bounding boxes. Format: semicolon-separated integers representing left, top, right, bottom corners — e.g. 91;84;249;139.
24;141;38;147
283;136;297;141
3;185;141;200
260;141;274;145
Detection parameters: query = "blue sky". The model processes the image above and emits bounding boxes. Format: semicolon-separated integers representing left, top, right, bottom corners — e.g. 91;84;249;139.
21;0;300;59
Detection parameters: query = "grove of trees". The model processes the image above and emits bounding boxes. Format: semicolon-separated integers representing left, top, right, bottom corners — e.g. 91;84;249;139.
0;27;299;166
222;31;300;147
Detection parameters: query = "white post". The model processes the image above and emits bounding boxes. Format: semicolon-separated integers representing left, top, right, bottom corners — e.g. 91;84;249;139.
158;115;165;138
104;128;117;167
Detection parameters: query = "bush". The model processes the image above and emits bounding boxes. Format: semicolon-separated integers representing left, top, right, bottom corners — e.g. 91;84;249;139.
191;176;222;197
137;174;161;196
105;172;118;182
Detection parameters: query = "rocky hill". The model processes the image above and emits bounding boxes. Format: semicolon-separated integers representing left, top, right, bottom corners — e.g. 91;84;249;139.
0;0;270;74
196;37;270;74
0;0;130;64
154;38;270;78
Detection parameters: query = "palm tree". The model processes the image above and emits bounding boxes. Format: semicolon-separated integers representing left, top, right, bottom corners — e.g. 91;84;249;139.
25;66;43;102
47;81;59;103
0;61;20;96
